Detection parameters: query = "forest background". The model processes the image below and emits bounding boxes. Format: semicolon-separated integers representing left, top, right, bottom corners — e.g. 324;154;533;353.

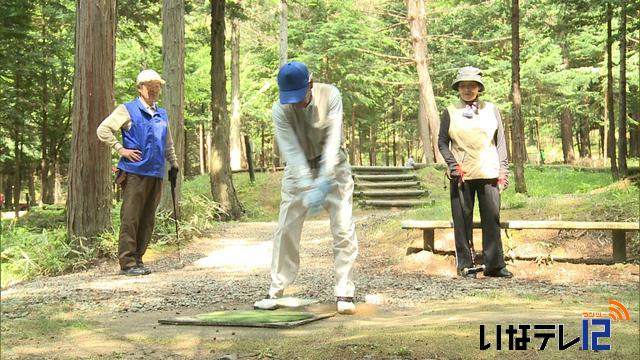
0;0;638;283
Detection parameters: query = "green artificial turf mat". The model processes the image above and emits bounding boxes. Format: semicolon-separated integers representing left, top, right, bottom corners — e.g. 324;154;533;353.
159;309;335;328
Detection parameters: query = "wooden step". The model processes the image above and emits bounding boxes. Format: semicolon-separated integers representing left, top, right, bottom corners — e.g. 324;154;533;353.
355;181;421;189
359;199;433;207
351;166;410;174
354;189;427;198
354;174;417;182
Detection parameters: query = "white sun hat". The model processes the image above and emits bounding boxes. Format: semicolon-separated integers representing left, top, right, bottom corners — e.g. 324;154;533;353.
136;69;166;85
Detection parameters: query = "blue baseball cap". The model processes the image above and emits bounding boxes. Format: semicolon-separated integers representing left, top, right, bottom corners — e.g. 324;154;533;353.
277;61;310;104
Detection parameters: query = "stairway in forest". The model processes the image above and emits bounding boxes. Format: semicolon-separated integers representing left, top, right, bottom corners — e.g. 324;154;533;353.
351;166;431;208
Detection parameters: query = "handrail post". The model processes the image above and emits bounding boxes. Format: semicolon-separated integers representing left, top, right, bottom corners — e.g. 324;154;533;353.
612;230;626;263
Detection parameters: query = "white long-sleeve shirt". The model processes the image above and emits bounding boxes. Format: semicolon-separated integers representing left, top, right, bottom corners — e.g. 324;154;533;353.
272;83;344;190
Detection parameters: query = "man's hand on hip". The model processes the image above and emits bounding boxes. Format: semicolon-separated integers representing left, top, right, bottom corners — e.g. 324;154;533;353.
118;148;142;162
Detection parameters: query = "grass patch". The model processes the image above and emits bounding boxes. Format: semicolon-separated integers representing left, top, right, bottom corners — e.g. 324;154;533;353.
233;171;283;221
0;303;97;348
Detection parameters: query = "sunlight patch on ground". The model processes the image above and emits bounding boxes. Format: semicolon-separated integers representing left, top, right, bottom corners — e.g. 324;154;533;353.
1;210;27;219
194;239;272;271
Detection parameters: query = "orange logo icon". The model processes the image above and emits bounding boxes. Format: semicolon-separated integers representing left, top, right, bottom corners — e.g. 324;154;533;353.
608;299;630;321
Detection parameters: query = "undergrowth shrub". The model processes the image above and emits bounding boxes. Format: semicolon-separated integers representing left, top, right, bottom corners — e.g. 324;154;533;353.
1;224;94;287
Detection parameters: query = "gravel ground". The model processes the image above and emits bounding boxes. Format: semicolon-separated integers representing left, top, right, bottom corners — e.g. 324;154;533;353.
2;212;636;321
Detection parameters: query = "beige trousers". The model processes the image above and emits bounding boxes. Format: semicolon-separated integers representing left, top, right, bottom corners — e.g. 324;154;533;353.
269;160;358;298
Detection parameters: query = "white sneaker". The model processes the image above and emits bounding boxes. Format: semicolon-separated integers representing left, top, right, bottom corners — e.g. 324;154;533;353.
337;298;356;315
253;298;278;310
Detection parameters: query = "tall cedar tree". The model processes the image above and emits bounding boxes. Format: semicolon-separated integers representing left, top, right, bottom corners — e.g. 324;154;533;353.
606;2;618;178
159;0;186;214
617;0;628;176
511;0;526;193
210;0;243;219
406;0;435;164
67;0;116;240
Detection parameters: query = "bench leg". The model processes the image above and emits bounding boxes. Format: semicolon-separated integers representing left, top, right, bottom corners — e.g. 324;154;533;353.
423;229;435;252
612;230;626;263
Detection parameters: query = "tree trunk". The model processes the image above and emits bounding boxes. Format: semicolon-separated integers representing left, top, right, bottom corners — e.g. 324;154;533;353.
350;104;356;165
535;115;542;164
399;105;406;165
13;138;22;219
67;0;115;240
407;0;440;164
54;164;63;204
28;166;36;206
631;89;639;157
560;108;575;164
260;124;265;169
617;0;628;176
606;3;618;178
369;126;377;166
230;12;245;171
199;123;206;174
210;0;243;220
579;117;591;158
273;0;288;168
206;129;212;170
160;0;186;214
40;52;55;205
279;0;288;67
384;114;390;166
510;0;527;193
599;124;605;159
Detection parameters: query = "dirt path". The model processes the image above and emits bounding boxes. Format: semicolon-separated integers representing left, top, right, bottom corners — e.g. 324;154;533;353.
2;214;639;359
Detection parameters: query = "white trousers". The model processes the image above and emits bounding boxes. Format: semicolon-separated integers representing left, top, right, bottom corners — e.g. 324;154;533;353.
268;160;358;298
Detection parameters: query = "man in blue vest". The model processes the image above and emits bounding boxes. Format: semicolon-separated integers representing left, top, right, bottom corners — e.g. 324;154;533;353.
97;69;179;276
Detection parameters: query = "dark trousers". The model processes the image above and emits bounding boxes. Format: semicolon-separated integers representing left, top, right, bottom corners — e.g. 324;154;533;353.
450;179;506;272
118;173;162;269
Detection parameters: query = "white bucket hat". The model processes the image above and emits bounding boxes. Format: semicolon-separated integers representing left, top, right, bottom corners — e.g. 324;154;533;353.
451;66;485;92
136;69;166;85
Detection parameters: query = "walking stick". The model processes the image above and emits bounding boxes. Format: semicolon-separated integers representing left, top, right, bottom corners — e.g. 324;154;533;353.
169;167;184;269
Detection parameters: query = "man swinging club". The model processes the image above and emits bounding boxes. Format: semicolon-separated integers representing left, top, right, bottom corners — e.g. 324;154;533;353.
254;61;359;314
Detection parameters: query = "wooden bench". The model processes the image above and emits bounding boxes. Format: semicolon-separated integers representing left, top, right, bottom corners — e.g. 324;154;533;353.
400;220;639;263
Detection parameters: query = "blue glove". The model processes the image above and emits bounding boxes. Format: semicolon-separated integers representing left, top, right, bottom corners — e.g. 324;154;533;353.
302;176;333;210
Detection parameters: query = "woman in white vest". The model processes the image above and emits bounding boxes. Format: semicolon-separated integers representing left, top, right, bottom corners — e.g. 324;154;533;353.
437;66;513;279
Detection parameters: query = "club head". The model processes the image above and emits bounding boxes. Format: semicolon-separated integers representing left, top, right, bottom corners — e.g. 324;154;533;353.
462;265;485;275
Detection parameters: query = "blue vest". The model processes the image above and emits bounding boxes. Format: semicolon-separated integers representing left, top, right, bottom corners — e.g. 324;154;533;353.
117;98;169;178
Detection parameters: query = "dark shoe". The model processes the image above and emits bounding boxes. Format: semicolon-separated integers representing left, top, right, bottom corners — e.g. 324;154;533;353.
136;264;152;275
119;267;147;276
484;268;513;278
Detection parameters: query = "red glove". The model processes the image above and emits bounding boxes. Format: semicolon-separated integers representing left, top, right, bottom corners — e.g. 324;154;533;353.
498;173;509;193
451;164;465;182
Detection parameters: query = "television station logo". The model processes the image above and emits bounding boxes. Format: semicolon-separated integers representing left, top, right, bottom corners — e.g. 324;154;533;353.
480;299;631;351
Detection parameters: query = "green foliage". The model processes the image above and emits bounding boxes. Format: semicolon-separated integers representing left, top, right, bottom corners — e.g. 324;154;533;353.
1;224;94;287
502;192;528;209
233;172;283;221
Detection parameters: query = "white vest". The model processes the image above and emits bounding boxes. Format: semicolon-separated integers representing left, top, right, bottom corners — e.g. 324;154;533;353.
446;101;500;180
